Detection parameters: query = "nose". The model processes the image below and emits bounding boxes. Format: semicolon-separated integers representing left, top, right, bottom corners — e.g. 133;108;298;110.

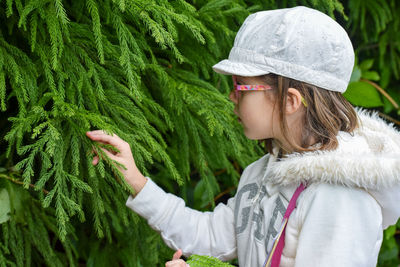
229;90;238;104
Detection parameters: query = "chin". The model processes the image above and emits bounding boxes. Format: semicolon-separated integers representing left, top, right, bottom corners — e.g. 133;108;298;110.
244;132;269;140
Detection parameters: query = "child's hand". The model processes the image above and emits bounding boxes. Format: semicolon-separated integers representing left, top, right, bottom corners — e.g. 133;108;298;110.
86;130;147;196
165;249;189;267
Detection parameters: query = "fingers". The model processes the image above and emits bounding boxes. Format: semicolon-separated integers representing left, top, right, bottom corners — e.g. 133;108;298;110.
92;155;99;165
165;250;189;267
90;146;118;166
86;130;126;151
165;259;188;267
87;130;132;168
98;147;119;162
172;249;183;260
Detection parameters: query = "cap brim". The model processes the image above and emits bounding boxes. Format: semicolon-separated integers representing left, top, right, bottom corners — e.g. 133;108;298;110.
212;59;270;76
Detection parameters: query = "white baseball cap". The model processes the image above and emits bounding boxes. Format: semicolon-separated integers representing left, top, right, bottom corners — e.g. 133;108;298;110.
212;6;355;93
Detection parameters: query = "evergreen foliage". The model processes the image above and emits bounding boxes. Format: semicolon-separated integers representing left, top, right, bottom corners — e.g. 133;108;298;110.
187;254;235;266
0;0;399;266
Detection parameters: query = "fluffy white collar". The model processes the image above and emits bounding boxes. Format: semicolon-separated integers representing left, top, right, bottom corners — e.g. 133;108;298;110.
267;108;400;190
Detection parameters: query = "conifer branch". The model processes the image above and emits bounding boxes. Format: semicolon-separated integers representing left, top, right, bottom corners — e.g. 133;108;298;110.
0;173;49;194
361;78;399;109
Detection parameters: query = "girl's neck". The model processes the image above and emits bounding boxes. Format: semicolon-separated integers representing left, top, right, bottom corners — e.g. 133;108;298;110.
274;134;318;157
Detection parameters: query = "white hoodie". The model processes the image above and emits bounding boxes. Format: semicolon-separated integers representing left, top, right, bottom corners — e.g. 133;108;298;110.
125;109;400;266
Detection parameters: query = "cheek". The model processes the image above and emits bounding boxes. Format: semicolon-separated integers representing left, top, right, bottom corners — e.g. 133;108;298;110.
240;97;272;129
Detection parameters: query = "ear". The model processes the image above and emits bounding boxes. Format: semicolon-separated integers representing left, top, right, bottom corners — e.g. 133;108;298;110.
285;88;303;114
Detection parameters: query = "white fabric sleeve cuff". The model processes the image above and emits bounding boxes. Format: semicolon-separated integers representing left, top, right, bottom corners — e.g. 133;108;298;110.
125;177;169;227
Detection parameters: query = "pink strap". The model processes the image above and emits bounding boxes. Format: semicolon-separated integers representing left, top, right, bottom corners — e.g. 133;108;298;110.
270;184;306;267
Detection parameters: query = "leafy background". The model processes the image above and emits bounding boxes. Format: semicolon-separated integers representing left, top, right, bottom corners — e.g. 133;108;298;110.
0;0;399;266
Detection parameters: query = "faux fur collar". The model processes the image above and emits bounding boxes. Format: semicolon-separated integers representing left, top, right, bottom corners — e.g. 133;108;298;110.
267;108;400;190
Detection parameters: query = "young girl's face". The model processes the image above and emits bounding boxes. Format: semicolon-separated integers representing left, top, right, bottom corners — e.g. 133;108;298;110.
229;75;280;140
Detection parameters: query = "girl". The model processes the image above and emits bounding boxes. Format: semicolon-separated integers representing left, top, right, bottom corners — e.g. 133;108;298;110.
86;6;400;267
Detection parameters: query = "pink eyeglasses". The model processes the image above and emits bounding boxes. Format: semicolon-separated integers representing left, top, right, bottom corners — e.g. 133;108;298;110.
232;76;308;107
232;76;272;99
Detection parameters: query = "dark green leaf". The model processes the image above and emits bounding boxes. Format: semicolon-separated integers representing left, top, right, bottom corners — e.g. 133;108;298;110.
359;59;374;71
0;188;11;224
362;71;380;81
343;81;383;107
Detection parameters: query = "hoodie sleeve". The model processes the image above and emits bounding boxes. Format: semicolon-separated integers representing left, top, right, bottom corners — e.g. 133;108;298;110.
293;183;383;267
125;177;237;261
368;183;400;229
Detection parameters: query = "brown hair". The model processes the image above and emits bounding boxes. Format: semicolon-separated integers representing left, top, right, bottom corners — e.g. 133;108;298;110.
260;74;359;155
